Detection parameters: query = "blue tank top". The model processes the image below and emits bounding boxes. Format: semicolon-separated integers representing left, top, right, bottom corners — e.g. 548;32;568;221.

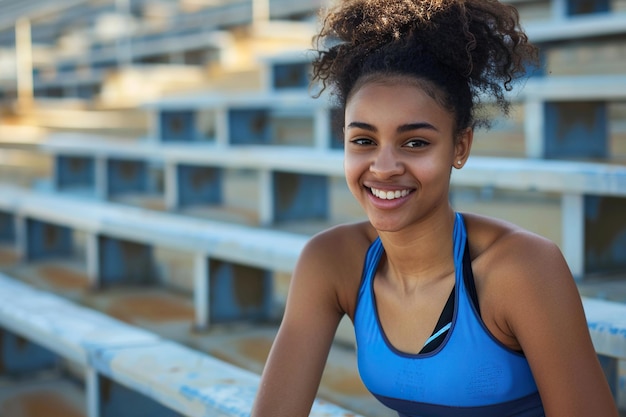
354;213;545;417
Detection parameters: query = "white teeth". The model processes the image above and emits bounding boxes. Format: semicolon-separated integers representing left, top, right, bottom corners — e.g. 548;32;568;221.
370;187;410;200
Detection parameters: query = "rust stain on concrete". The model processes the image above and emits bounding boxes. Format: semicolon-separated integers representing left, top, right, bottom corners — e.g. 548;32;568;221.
233;336;273;364
205;348;235;365
37;265;91;290
0;391;85;417
0;249;19;266
203;335;273;371
107;294;195;323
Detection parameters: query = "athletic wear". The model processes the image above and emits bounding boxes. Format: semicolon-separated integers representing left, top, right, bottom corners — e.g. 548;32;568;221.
354;213;545;416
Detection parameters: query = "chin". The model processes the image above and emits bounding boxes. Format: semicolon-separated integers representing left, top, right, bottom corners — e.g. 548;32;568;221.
367;218;408;233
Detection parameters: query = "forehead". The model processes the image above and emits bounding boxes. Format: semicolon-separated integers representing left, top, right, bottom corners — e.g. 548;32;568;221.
345;77;454;129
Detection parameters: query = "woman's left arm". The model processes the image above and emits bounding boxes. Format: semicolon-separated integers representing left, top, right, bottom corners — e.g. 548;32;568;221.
499;234;618;417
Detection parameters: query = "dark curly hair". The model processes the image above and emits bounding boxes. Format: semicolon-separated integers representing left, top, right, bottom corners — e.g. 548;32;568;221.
312;0;538;135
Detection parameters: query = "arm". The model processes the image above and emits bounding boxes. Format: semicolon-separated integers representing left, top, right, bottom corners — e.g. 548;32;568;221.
497;234;618;417
251;231;347;417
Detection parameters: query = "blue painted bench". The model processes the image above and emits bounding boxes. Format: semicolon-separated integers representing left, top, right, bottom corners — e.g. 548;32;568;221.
36;134;626;279
145;57;626;164
0;272;361;417
517;75;626;160
0;184;308;328
1;265;625;413
582;297;626;407
145;90;339;148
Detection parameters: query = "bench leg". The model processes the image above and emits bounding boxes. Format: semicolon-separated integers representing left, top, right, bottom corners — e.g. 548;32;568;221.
25;219;73;261
0;328;58;375
98;237;156;287
272;172;329;223
561;193;584;280
584;196;626;274
159;110;196;142
0;211;15;242
98;374;180;417
193;253;210;330
55;155;96;193
566;0;610;16
229;108;270;145
598;354;619;403
86;368;100;417
208;259;273;323
107;159;150;197
543;101;608;160
86;233;100;289
176;165;222;209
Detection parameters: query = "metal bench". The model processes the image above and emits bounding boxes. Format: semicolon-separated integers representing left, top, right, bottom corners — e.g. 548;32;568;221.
582;297;626;407
0;272;361;417
36;135;626;279
0;184;308;328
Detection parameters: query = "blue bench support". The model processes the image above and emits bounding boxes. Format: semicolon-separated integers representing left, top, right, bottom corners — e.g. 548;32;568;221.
98;375;182;417
271;61;311;90
585;196;626;274
260;52;313;92
55;155;96;192
0;328;59;374
543;101;608;160
511;75;626;160
106;159;150;197
583;297;626;407
598;354;620;400
272;171;329;223
0;211;15;242
566;0;610;16
193;252;274;329
328;108;344;149
0;274;362;417
76;83;101;100
175;164;223;209
561;194;626;279
24;218;73;261
550;0;611;19
158;110;197;142
228;108;271;145
98;236;156;287
207;259;273;324
147;91;335;148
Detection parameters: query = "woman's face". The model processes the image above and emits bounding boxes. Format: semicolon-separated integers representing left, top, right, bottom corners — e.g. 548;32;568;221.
343;77;471;232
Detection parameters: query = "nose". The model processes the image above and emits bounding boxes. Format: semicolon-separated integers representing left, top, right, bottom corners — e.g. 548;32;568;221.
370;145;404;178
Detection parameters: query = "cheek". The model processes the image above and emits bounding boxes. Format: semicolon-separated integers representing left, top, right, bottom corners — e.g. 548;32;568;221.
343;155;364;192
410;156;453;187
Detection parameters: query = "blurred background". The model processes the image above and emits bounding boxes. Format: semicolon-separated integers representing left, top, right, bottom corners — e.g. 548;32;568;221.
0;0;624;416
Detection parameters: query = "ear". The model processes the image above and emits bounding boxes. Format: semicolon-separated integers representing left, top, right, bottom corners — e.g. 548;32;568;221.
453;128;473;169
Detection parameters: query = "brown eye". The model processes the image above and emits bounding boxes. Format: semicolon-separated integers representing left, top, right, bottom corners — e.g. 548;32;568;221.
351;137;375;146
405;139;429;148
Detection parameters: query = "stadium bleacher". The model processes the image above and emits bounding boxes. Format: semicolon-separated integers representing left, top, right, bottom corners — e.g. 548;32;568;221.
0;0;625;415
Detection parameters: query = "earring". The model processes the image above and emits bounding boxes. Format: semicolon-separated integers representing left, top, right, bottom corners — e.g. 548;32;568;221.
457;160;462;166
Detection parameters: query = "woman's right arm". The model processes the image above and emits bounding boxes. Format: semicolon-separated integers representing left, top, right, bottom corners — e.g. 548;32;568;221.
250;230;348;417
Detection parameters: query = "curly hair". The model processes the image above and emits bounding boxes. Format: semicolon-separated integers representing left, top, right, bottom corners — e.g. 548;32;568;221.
312;0;538;133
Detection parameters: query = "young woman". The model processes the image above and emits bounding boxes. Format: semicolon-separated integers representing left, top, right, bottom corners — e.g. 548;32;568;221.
251;1;619;416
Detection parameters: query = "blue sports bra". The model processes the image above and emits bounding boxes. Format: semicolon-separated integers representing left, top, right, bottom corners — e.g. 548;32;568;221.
354;213;545;417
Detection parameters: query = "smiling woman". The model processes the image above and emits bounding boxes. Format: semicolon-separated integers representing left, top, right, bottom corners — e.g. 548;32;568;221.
251;1;619;417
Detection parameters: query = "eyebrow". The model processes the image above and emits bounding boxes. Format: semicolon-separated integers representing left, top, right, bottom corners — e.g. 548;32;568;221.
346;121;439;133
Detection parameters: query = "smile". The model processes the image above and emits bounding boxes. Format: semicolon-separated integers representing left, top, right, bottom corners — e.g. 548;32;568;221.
370;187;412;200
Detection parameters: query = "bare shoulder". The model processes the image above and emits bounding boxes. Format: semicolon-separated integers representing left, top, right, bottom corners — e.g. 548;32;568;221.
295;221;377;315
303;221;375;260
462;212;579;342
463;211;570;284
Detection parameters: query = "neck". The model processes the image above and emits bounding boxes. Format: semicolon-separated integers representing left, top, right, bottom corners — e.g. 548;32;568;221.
377;207;457;290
